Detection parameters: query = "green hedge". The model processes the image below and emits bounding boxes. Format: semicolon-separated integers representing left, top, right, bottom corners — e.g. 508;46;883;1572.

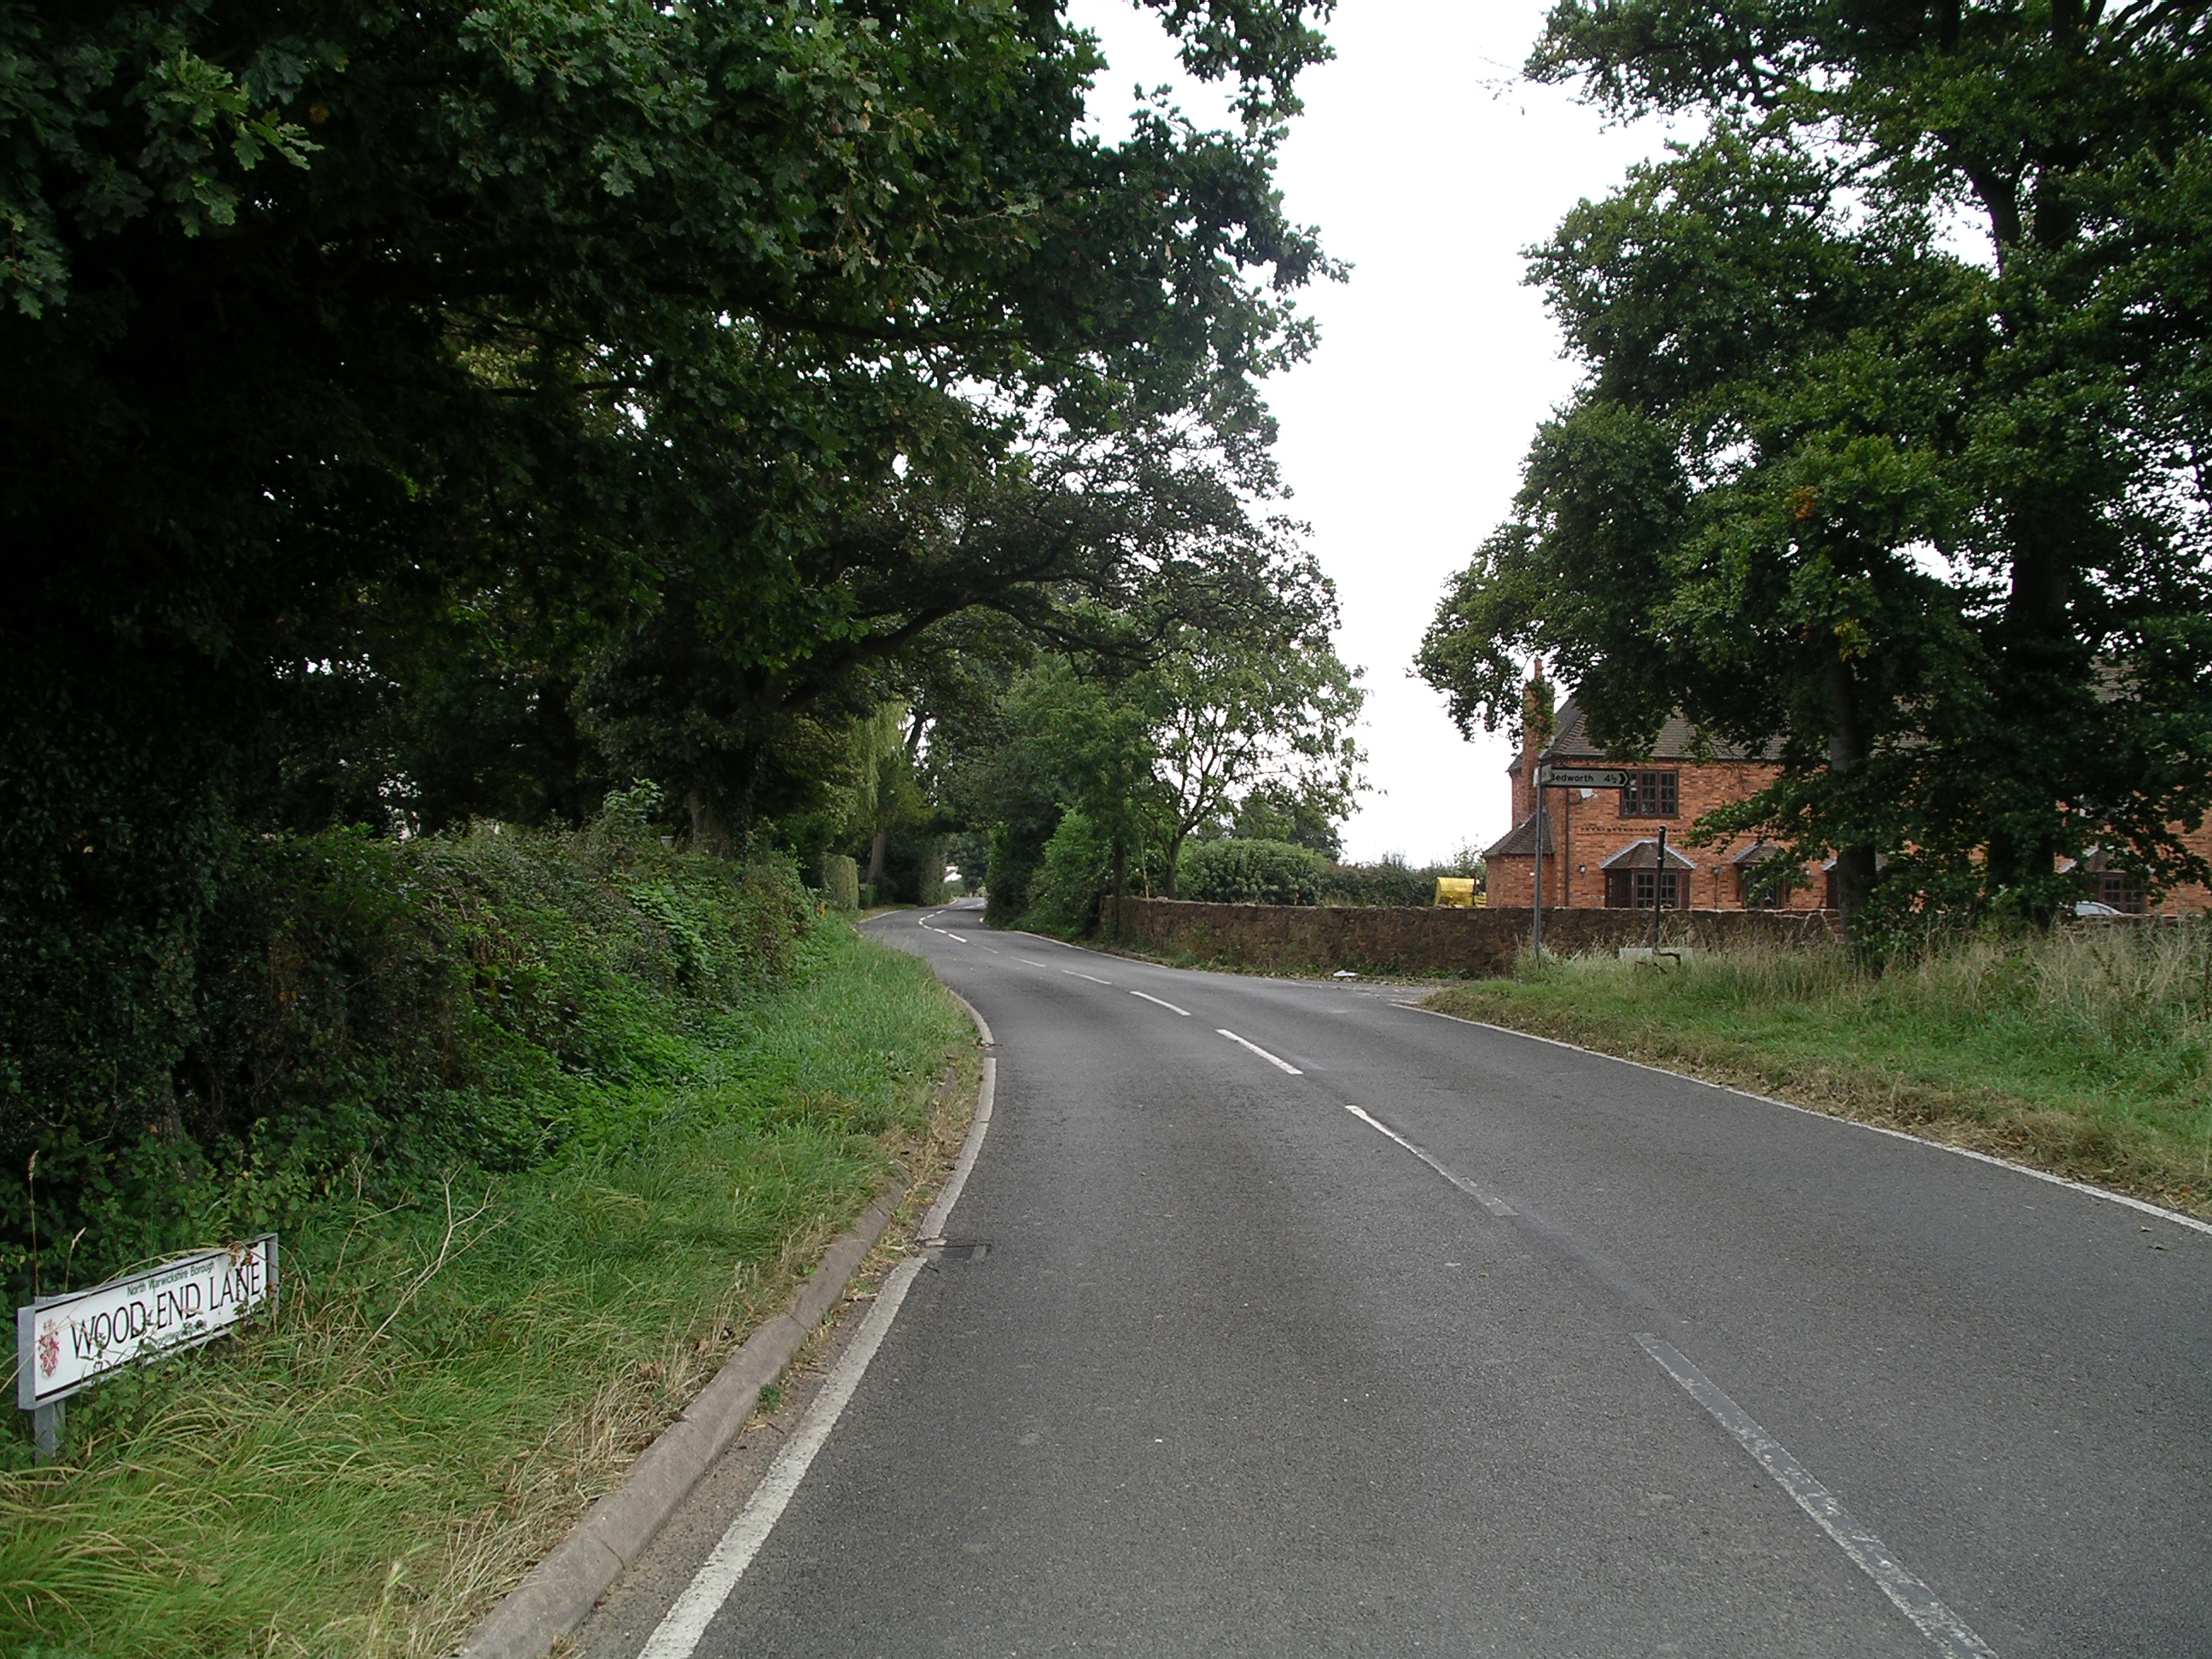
1177;840;1481;909
1178;837;1330;905
2;804;812;1307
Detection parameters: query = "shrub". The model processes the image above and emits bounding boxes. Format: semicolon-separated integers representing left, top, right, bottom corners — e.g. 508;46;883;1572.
0;806;812;1307
1025;810;1115;934
819;853;859;911
1178;837;1330;905
1320;854;1433;906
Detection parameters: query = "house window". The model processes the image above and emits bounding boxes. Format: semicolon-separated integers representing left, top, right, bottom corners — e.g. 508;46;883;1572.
1738;864;1787;908
1619;771;1679;818
1604;868;1681;909
2093;870;2146;914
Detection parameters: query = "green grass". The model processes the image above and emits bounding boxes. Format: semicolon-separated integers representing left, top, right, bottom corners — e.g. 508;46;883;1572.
1426;925;2212;1216
0;919;974;1659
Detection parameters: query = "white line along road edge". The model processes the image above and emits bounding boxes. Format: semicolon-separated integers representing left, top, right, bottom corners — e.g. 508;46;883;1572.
636;1056;998;1659
1404;1004;2212;1240
1217;1028;1301;1074
1637;1336;1999;1659
946;989;994;1049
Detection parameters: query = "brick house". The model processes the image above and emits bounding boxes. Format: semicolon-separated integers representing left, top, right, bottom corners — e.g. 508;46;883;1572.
1482;688;2212;914
1483;697;1828;912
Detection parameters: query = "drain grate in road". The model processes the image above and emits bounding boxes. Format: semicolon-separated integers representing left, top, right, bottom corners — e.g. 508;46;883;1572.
924;1237;990;1260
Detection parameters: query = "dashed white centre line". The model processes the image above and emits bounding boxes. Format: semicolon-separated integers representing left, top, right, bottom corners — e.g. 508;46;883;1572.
1062;969;1114;985
1129;990;1191;1016
1636;1336;1999;1659
1018;958;1052;968
1216;1028;1301;1074
1340;1103;1513;1217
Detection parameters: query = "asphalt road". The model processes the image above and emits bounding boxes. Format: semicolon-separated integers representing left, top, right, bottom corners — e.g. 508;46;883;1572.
578;902;2212;1658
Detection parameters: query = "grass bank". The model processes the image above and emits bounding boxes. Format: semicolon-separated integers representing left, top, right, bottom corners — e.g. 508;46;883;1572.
1426;925;2212;1218
0;917;972;1659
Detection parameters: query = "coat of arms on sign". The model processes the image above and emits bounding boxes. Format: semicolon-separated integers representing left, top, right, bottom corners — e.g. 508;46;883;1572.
37;1318;60;1379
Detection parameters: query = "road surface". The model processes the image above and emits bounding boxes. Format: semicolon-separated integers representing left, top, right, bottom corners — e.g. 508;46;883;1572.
574;902;2211;1658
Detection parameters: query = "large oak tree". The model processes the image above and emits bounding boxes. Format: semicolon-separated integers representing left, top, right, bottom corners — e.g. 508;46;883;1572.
1420;0;2212;938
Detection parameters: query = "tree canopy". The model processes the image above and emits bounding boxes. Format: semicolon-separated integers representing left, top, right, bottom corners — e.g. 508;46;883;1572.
1421;0;2212;934
930;614;1364;919
1;0;1342;1243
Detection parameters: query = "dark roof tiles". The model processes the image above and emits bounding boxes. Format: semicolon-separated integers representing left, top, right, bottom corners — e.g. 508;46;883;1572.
1482;811;1554;859
1598;838;1698;871
1536;697;1774;764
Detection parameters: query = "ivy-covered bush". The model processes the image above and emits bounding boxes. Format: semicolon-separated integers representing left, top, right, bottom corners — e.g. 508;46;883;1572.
1;801;811;1305
820;854;860;911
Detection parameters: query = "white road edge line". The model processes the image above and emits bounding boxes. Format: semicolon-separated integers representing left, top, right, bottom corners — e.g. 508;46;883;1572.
1130;990;1191;1017
1405;1004;2212;1238
1062;969;1113;985
1216;1027;1302;1074
1341;1103;1514;1217
636;1058;998;1659
1636;1335;1999;1659
946;990;994;1048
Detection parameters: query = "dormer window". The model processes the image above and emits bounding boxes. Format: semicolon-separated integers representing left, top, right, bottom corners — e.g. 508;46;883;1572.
1619;771;1679;818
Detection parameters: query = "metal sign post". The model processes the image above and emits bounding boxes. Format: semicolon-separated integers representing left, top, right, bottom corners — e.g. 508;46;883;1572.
1652;824;1668;950
1529;766;1633;957
1532;783;1544;958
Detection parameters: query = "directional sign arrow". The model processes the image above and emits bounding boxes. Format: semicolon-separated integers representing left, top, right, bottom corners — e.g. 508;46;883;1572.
1538;766;1631;789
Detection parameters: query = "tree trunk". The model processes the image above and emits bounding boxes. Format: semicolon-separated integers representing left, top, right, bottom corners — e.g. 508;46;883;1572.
864;826;888;891
1110;837;1128;940
1160;830;1185;899
1820;656;1879;958
1985;512;2078;923
684;789;731;859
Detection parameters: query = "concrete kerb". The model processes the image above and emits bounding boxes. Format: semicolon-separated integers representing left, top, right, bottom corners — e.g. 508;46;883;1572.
457;994;996;1659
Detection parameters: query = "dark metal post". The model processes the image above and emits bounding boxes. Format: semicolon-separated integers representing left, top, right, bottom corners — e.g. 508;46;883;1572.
32;1401;60;1463
1651;824;1668;950
1531;779;1545;958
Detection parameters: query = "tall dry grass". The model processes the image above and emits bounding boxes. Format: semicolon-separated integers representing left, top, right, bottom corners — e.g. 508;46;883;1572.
1434;920;2212;1209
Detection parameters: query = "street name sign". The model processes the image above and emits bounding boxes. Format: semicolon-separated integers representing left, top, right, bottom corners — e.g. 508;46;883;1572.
1538;766;1631;789
18;1234;277;1415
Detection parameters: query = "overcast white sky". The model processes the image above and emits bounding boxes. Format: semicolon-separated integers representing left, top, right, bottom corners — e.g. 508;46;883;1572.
1070;1;1689;863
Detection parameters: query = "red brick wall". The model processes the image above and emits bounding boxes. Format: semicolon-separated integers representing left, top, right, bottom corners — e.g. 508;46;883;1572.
1109;897;1836;978
2158;821;2212;914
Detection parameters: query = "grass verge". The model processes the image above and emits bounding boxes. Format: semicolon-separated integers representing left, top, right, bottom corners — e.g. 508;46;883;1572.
0;918;974;1659
1424;928;2212;1218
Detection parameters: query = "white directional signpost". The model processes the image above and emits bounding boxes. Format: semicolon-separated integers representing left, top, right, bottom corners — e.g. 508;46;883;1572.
17;1234;276;1461
1536;766;1632;791
1531;765;1632;953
